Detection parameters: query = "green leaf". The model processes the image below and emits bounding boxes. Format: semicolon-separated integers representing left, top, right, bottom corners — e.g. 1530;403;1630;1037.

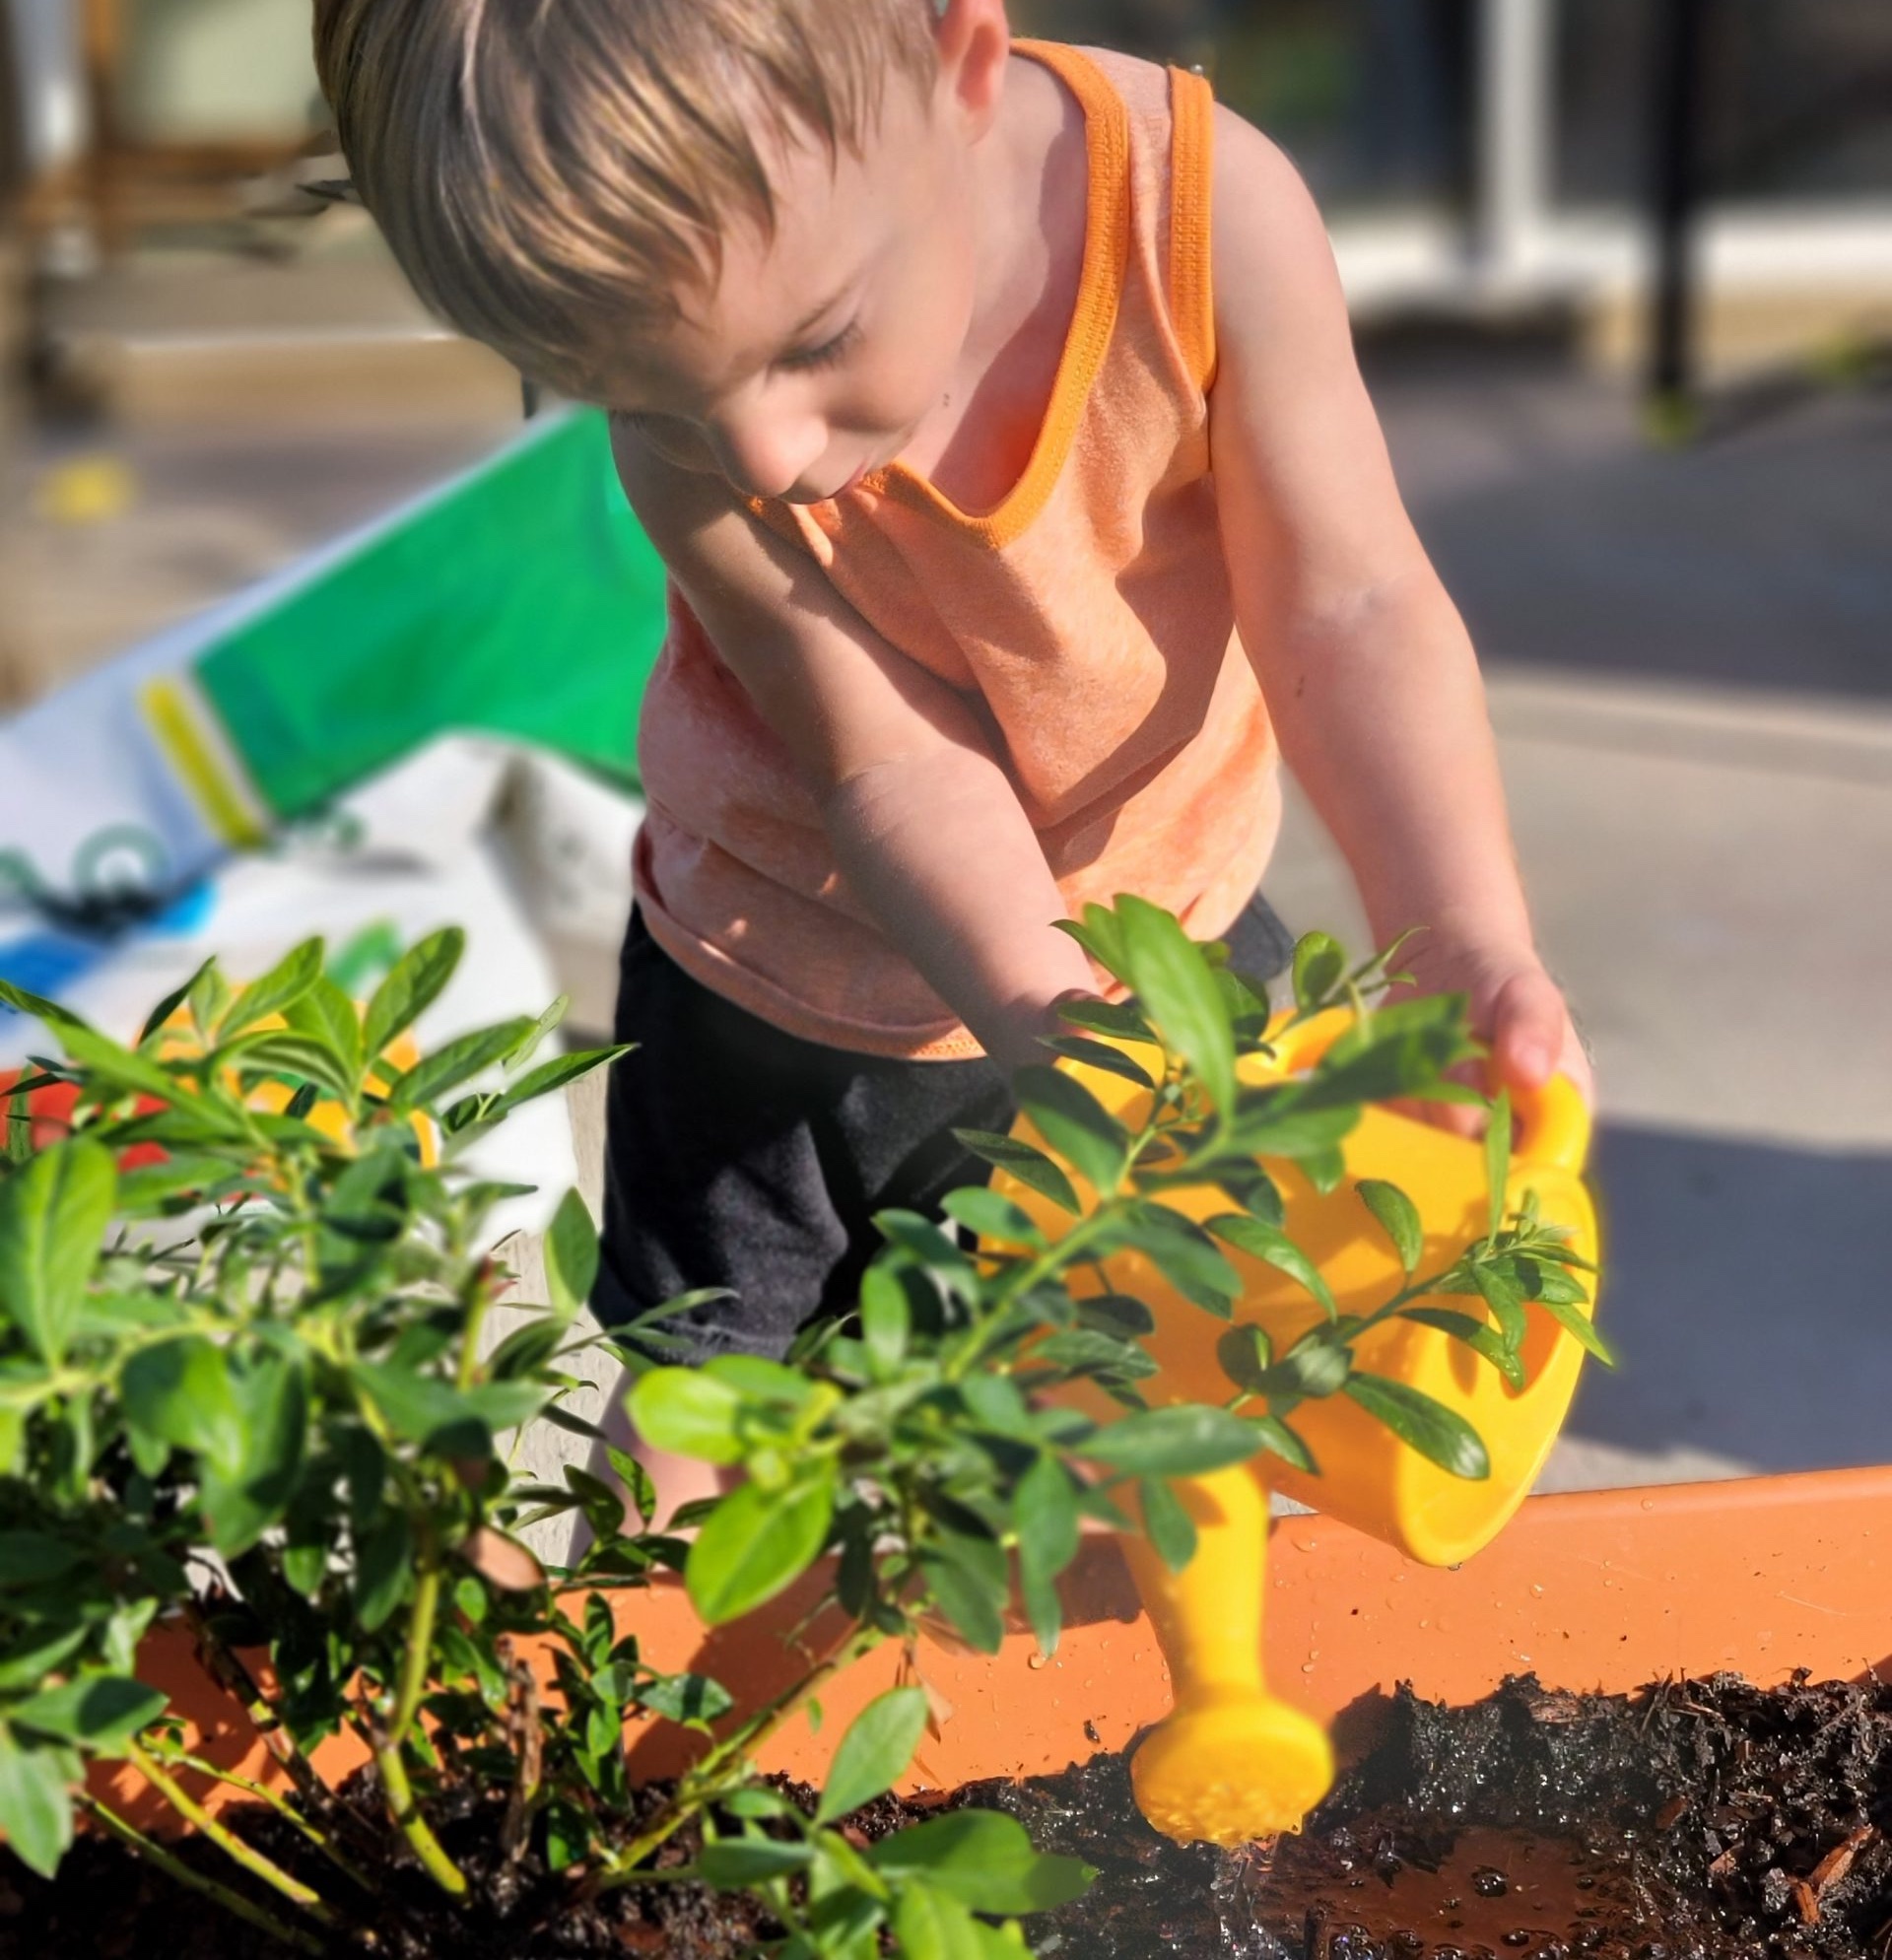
1074;1292;1156;1339
699;1836;812;1886
284;974;365;1082
120;1335;244;1480
56;1022;190;1107
1250;1414;1317;1474
1014;1454;1080;1588
545;1187;600;1319
1078;1405;1260;1477
1125;1202;1239;1317
874;1211;979;1297
136;959;216;1048
1399;1308;1525;1390
491;1046;631;1119
918;1549;1006;1656
0;978;82;1027
355;1509;412;1631
631;1672;734;1725
222;1032;356;1103
0;1728;74;1878
627;1369;747;1465
1013;1066;1128;1199
1357;1179;1423;1273
1531;1293;1618;1367
1277;1330;1352;1398
1485;1090;1512;1242
940;1186;1045;1250
1470;1261;1529;1352
951;1130;1079;1216
1038;1035;1156;1091
363;927;464;1059
12;1674;167;1748
1056;906;1131;983
1137;1475;1197;1572
816;1685;927;1823
0;1533;84;1588
894;1881;1025;1960
1114;896;1236;1115
1343;1374;1489;1480
1291;931;1346;1011
113;1155;238;1215
221;939;324;1040
1206;1213;1335;1318
386;1017;537;1112
352;1363;543;1455
1215;1322;1272;1395
687;1475;832;1623
1230;1099;1357;1162
0;1138;115;1365
200;1351;309;1557
871;1808;1094;1912
859;1265;911;1371
1051;995;1153;1043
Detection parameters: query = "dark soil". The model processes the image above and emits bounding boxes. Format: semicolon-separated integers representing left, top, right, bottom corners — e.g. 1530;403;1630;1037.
4;1673;1889;1959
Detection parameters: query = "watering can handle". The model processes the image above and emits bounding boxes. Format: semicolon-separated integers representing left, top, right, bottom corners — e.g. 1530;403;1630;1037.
1266;1010;1591;1177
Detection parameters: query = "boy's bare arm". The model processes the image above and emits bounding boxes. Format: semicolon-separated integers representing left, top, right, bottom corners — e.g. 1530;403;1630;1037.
1205;112;1588;1105
612;426;1094;1065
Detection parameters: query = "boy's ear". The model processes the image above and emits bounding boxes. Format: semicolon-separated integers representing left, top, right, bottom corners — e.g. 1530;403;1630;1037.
932;0;1011;140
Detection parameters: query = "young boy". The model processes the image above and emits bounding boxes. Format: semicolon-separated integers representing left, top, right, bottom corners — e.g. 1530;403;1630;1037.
315;0;1588;1413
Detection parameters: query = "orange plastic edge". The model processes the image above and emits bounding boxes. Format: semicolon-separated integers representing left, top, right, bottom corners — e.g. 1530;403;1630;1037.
101;1465;1892;1828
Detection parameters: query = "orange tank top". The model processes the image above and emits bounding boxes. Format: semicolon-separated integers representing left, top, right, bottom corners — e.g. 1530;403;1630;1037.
632;41;1279;1059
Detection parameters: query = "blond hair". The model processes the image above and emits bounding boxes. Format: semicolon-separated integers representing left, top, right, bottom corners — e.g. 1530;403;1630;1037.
313;0;939;398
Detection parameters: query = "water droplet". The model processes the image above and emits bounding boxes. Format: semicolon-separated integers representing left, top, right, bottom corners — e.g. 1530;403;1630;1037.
1027;1652;1048;1670
1530;1583;1546;1596
1302;1660;1318;1673
1640;1498;1656;1512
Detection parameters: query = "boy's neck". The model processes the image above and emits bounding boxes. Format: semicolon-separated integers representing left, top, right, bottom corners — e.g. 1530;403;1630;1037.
900;48;1087;501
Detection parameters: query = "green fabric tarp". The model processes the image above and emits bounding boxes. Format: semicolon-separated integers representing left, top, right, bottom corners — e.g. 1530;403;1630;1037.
195;408;668;820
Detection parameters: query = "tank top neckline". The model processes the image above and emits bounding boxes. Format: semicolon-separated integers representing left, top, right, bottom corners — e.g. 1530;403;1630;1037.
847;41;1130;547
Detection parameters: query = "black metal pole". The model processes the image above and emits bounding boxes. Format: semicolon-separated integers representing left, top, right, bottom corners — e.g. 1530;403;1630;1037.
1648;0;1710;429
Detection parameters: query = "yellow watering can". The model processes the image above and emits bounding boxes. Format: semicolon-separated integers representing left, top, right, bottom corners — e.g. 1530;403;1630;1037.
995;1007;1601;1848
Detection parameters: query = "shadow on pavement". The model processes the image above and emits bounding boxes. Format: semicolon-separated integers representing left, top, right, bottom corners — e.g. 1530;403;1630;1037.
1563;1120;1892;1472
1371;350;1892;703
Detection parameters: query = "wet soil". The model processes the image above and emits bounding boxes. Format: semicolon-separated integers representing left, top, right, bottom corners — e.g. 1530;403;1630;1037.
3;1672;1888;1958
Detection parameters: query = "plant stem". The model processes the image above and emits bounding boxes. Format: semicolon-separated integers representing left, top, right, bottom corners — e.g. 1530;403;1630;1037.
590;1628;884;1893
123;1736;341;1928
81;1796;327;1957
373;1732;469;1898
151;1742;379;1895
387;1559;442;1747
181;1600;331;1815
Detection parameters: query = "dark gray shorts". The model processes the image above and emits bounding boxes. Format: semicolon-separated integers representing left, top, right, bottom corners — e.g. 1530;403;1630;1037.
589;894;1295;1360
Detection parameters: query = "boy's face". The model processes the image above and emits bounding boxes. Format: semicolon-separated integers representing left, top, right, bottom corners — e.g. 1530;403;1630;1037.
604;62;986;506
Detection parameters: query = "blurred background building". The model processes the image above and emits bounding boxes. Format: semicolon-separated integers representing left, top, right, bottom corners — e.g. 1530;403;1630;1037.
1;1;1889;1489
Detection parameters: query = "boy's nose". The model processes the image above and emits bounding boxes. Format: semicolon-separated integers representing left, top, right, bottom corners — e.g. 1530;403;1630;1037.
709;415;829;503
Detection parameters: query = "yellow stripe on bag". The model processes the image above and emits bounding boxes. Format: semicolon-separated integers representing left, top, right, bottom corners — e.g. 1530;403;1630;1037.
139;675;269;848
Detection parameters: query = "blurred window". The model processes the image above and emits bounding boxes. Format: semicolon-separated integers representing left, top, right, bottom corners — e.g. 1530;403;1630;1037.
1556;0;1892;207
1014;0;1476;214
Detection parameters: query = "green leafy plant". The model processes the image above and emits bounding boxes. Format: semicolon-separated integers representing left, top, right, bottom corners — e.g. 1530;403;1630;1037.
0;900;1602;1957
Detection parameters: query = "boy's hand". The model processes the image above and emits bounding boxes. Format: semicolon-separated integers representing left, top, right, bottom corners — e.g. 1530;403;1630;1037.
1391;934;1593;1140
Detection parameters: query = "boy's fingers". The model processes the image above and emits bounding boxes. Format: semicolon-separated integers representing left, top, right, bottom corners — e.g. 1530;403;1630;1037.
1488;968;1568;1091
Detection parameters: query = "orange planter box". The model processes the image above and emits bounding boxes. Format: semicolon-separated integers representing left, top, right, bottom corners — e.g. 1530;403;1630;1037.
102;1464;1892;1829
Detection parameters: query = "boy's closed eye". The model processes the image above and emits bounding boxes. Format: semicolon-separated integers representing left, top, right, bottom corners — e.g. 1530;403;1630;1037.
778;321;863;373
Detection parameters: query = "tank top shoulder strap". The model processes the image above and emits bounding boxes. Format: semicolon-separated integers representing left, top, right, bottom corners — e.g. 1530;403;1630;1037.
1023;42;1218;395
